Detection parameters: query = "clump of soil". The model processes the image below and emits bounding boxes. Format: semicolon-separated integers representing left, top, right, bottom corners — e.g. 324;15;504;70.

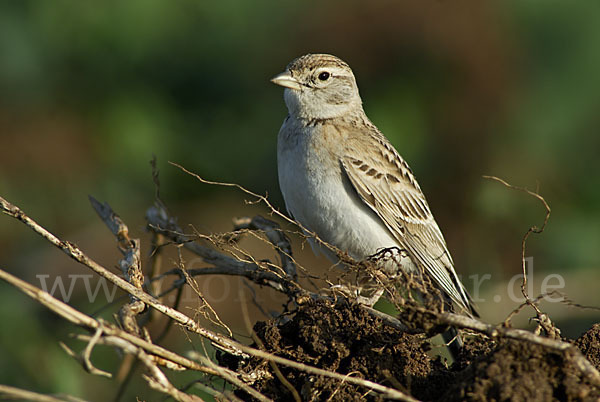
575;323;600;370
218;299;600;401
445;337;598;401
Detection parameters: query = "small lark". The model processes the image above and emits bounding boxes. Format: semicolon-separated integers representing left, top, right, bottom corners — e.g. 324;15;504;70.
272;54;477;353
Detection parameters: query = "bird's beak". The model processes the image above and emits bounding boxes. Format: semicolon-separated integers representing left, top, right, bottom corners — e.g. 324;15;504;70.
270;71;301;90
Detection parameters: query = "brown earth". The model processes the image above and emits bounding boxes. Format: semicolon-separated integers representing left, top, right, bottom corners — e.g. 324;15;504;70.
218;300;600;401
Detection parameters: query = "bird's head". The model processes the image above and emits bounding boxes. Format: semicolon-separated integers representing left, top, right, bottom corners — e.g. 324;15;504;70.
271;53;363;121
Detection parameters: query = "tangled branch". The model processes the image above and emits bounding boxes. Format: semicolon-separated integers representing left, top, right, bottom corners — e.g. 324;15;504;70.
0;169;598;401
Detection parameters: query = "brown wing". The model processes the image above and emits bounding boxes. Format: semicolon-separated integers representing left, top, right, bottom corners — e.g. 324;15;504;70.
341;130;474;314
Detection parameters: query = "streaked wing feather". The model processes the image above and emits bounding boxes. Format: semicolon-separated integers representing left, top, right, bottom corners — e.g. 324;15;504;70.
341;134;473;313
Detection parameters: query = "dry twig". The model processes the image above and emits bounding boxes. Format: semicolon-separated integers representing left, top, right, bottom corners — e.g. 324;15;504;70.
0;194;417;401
1;168;598;401
0;384;86;402
483;176;552;321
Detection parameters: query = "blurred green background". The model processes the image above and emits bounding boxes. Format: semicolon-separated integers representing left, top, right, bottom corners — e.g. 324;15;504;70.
1;0;599;400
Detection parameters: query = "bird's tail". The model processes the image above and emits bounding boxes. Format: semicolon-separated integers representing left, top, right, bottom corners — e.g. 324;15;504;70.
442;268;481;360
441;292;477;361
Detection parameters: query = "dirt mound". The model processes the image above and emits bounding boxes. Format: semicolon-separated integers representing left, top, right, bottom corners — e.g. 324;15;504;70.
575;323;600;370
219;300;600;401
445;337;598;401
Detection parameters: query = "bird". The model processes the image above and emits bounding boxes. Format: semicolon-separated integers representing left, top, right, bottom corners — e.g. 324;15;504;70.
271;53;477;356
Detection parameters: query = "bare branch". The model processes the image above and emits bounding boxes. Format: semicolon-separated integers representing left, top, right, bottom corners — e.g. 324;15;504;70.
59;328;112;378
233;215;297;279
146;204;303;296
0;384;86;402
0;267;215;375
136;349;203;402
2;167;598;401
0;202;416;400
0;195;246;356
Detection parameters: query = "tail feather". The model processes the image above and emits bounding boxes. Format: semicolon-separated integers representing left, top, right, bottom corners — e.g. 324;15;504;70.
442;292;477;361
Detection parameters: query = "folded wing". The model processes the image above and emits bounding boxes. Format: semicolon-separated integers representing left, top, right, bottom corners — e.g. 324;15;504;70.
341;129;476;315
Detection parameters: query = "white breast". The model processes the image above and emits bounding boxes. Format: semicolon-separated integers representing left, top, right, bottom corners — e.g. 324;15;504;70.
277;118;401;264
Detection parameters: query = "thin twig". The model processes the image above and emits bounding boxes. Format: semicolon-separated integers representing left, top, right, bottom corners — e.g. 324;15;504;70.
135;349;203;402
146;205;298;296
196;355;274;402
0;196;246;356
177;248;233;337
233;215;297;279
169;161;344;258
483;176;551;311
0;384;86;402
239;288;302;402
0;267;216;375
59;328;112;378
228;341;419;401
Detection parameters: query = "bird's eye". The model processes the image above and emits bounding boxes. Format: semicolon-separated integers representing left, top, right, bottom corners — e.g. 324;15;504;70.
318;71;330;81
